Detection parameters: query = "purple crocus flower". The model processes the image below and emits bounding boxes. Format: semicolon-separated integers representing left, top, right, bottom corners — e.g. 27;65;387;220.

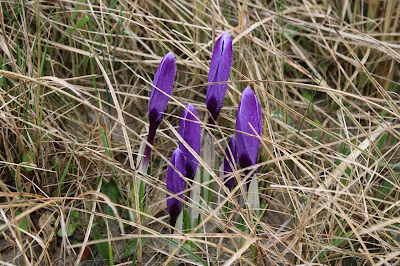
206;32;233;123
142;52;176;170
166;148;186;227
236;87;263;172
224;136;237;190
148;52;176;126
179;103;201;179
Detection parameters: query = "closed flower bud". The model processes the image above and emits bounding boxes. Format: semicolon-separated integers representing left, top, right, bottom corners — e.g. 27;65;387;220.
206;32;233;122
166;148;186;227
236;87;263;171
141;52;176;172
179;104;201;179
148;52;176;126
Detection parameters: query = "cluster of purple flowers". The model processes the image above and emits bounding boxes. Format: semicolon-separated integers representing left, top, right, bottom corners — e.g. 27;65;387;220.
145;33;263;226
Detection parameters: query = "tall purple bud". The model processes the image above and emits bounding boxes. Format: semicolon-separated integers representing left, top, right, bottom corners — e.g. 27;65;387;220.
224;136;237;190
206;32;233;123
179;104;201;179
166;148;186;227
143;52;176;170
236;87;263;172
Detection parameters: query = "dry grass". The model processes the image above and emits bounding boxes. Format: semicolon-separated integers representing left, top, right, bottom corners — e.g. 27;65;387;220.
0;0;399;265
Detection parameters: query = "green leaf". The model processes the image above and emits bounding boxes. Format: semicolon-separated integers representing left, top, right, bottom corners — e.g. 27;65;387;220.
183;206;191;231
22;151;36;172
377;132;388;151
59;146;75;196
16;211;31;232
101;179;118;204
57;222;79;237
286;24;299;38
318;230;354;262
302;91;313;102
376;177;394;201
91;228;113;260
71;210;79;219
120;238;148;260
331;230;353;247
315;121;323;141
120;239;137;259
58;15;90;43
165;238;208;266
99;126;111;157
101;179;119;218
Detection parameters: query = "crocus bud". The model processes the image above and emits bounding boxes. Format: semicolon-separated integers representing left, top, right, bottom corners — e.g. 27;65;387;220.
224;136;237;190
166;148;186;227
206;32;233;122
236;87;263;171
148;52;176;126
141;52;176;172
179;104;201;179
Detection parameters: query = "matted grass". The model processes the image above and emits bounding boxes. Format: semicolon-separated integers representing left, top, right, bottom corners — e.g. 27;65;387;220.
0;0;399;265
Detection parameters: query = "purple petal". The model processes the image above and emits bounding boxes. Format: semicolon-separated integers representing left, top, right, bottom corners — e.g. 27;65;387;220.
148;52;176;125
206;32;233;121
179;104;201;179
236;87;263;170
224;136;237;190
166;148;186;226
